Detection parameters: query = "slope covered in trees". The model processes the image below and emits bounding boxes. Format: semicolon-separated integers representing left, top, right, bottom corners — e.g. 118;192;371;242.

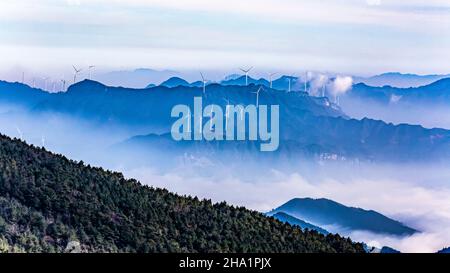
0;133;364;253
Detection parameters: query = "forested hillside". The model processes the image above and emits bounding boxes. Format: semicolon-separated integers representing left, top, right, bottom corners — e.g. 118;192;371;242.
0;134;364;253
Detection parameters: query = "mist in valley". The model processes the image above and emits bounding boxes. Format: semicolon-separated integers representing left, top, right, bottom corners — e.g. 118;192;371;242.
1;100;450;253
340;97;450;130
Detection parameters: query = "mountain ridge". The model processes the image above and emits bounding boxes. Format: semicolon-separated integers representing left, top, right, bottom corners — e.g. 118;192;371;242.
348;77;450;105
3;80;450;163
354;72;450;88
270;212;329;235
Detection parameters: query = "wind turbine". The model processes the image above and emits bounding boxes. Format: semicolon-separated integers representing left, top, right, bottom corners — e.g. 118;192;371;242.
41;135;46;147
268;72;277;88
32;78;36;88
72;65;82;83
252;86;263;108
239;66;253;86
15;126;23;139
288;74;295;92
88;65;95;80
200;72;208;97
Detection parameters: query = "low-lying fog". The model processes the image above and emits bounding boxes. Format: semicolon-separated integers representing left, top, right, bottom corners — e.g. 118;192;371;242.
1;103;450;253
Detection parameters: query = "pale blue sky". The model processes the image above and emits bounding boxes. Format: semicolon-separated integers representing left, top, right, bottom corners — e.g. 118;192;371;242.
0;0;449;77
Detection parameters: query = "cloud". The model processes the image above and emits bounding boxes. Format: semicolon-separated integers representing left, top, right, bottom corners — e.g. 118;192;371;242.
306;72;329;97
329;76;353;97
2;0;449;30
1;0;450;76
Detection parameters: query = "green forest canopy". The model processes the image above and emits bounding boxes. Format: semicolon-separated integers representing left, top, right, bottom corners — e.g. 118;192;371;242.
0;133;364;253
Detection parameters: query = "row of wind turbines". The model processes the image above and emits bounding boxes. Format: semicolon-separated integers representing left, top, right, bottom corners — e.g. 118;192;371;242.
199;67;342;105
185;67;271;134
198;66;312;104
20;65;96;92
199;66;311;93
20;65;337;104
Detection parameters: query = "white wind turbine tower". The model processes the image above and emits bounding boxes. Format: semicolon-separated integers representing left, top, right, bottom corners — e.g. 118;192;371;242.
72;65;82;83
239;66;253;86
288;74;295;92
88;65;95;80
268;72;277;88
15;126;23;139
41;135;46;147
200;72;208;97
252;86;263;108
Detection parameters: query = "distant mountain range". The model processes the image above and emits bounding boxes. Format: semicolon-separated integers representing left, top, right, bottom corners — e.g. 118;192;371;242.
0;79;340;130
156;77;203;88
152;75;305;92
156;72;450;92
346;78;450;105
2;80;450;163
268;198;417;236
354;72;450;88
96;68;178;88
64;70;450;90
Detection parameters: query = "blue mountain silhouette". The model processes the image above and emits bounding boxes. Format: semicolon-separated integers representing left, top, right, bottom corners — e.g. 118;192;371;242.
158;77;191;88
268;198;416;236
2;79;450;162
348;78;450;104
354;72;450;88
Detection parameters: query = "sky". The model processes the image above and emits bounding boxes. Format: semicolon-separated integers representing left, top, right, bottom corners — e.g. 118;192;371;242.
0;0;450;78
